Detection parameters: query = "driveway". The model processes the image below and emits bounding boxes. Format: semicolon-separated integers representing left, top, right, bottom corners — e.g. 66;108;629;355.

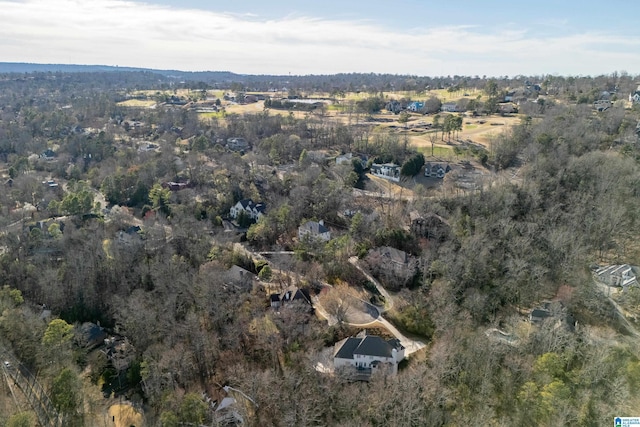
348;257;393;312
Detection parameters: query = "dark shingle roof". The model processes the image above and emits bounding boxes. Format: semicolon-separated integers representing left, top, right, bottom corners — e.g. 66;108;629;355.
334;338;361;359
353;336;394;358
301;221;329;234
335;335;404;359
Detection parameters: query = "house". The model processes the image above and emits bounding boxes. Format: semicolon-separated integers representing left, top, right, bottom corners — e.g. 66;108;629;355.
529;306;552;324
594;264;638;289
336;153;353;165
138;143;159;152
370;246;409;272
40;149;57;160
42;179;59;188
370;163;400;182
298;220;331;242
230;199;266;221
529;301;575;330
224;265;257;291
281;287;311;305
75;322;108;349
593;99;612;112
441;103;459;112
407;101;424;112
499;102;518;114
366;246;418;290
629;86;640;104
386;100;402;114
270;293;281;309
424;162;451;178
226;137;250;152
410;211;450;241
337;153;367;167
504;91;516;102
334;333;405;375
270;286;312;310
244;94;258;103
162;181;190;191
116;225;143;246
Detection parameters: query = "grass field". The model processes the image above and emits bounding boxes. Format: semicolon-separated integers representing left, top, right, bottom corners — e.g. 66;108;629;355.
415;145;454;158
198;111;226;120
116;99;157;108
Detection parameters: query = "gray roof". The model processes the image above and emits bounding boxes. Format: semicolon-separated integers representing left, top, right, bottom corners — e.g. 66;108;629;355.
354;336;395;358
375;246;408;264
300;221;329;235
335;335;404;359
237;199;266;214
334;338;361;359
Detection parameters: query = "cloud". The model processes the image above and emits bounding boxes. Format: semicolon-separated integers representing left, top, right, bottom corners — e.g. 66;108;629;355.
1;0;639;76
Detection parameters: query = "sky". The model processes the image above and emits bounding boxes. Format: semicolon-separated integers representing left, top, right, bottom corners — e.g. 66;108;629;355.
2;0;640;76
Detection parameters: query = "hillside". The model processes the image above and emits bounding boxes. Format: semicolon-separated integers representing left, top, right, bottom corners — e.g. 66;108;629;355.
0;68;639;426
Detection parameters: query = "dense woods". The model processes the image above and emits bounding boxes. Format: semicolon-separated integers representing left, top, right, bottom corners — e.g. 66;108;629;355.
0;68;639;426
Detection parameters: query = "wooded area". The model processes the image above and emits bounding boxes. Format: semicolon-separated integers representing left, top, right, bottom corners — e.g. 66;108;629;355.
0;69;639;426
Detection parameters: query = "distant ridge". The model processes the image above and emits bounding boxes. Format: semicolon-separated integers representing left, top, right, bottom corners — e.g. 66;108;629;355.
0;62;242;81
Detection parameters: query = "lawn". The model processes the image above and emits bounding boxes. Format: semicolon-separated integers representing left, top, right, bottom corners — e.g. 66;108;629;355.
415;145;455;158
198;111;226;121
116;99;157;108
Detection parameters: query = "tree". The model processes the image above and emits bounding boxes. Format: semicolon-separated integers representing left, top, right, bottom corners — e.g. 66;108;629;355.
422;97;442;114
149;183;171;215
50;368;82;419
401;153;425;177
179;393;209;425
59;182;95;215
42;318;73;347
299;148;311;168
318;282;359;325
236;210;252;228
258;265;273;281
6;412;35;427
159;411;179;427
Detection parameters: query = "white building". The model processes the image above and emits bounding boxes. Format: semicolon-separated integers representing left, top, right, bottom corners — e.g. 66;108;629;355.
298;220;330;242
370;163;400;182
334;335;405;375
230;199;265;221
594;264;638;288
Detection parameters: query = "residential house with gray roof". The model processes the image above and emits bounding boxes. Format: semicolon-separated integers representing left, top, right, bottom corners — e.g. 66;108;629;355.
334;334;405;375
298;220;330;242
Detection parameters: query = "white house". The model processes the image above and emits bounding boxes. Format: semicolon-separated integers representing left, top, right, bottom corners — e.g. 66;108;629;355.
298;220;330;242
334;334;405;375
441;103;459;112
594;264;638;288
370;163;400;182
336;153;353;165
230;199;265;221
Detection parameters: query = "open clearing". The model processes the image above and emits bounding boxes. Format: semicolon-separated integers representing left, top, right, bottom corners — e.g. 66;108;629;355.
198;93;520;150
116;99;157;108
106;403;144;427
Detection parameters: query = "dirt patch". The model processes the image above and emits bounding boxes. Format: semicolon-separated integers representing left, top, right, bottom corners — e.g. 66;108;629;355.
107;403;144;427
